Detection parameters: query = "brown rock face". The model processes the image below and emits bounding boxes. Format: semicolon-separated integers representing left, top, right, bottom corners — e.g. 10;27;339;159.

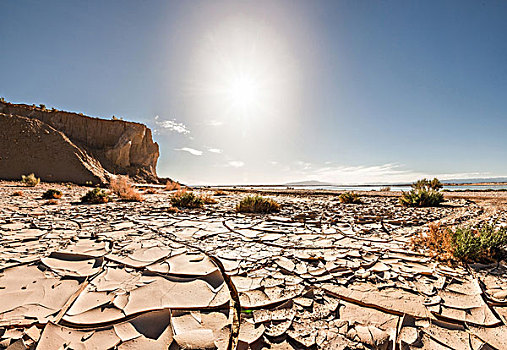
0;101;159;184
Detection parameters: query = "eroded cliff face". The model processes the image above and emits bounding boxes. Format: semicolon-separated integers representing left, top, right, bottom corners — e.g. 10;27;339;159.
0;101;159;184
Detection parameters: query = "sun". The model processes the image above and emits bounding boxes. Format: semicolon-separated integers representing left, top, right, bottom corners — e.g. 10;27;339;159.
225;74;260;111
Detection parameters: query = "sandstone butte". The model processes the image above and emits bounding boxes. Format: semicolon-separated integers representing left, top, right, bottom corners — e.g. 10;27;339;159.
0;101;159;185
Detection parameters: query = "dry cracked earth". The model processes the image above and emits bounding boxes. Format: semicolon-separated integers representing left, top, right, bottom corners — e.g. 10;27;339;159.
0;181;506;350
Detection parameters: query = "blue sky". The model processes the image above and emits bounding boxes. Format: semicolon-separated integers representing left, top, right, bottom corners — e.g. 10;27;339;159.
1;0;506;184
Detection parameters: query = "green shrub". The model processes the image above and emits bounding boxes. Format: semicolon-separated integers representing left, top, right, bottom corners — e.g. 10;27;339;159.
81;188;110;204
413;223;507;263
338;192;361;204
400;178;444;207
412;178;442;191
236;195;280;214
400;189;444;207
21;173;40;187
453;224;507;262
171;191;204;209
42;189;62;199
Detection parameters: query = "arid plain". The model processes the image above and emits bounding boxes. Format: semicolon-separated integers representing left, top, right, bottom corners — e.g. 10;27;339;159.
1;181;506;349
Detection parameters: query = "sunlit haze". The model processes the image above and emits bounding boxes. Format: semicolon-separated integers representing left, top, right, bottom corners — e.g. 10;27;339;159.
1;1;507;185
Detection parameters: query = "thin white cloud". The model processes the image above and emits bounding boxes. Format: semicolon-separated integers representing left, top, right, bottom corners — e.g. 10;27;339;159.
207;148;223;154
155;115;190;134
228;160;245;168
205;120;224;127
300;163;491;185
175;147;203;156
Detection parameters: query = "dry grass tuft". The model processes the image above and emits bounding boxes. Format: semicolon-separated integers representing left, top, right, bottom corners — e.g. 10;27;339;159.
171;190;204;209
237;195;280;214
109;176;143;202
201;193;218;204
165;180;181;191
167;206;180;213
338;192;362;204
11;191;24;197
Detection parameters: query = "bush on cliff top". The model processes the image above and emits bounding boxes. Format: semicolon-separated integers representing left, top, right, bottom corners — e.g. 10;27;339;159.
21;173;40;187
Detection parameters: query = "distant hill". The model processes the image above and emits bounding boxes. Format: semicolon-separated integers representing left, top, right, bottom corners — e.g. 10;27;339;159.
285;180;334;186
442;177;507;184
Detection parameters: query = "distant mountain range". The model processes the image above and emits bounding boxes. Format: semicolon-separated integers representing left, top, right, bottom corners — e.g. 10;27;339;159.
285;180;334;186
285;178;507;186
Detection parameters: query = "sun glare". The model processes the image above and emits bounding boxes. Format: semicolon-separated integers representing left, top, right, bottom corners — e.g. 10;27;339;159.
226;74;260;111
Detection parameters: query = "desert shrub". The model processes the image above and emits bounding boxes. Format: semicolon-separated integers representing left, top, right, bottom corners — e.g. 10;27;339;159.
21;173;40;187
413;223;507;263
81;188;110;204
400;189;443;207
167;206;180;213
380;186;391;192
214;190;228;196
236;195;280;214
44;199;59;205
165;180;181;191
11;191;23;196
338;192;361;204
412;178;443;191
171;191;204;209
39;104;46;110
109;176;143;202
400;178;444;207
144;188;158;194
42;189;62;199
201;193;218;204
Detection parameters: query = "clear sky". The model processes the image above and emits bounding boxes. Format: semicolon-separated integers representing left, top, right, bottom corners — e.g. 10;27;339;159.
1;1;506;185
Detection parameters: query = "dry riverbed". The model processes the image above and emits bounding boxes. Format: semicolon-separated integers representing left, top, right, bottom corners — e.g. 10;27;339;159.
0;181;506;349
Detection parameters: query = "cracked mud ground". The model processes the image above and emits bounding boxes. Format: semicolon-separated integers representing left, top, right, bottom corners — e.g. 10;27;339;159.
1;182;506;349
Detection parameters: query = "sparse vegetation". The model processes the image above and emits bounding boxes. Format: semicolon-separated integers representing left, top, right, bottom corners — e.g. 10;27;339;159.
144;188;158;194
81;188;110;204
42;189;63;199
400;178;444;207
338;192;362;204
201;193;218;204
109;176;143;202
167;206;180;213
171;190;204;209
412;178;443;191
21;173;40;187
165;180;181;191
412;223;507;263
236;195;280;214
214;190;228;196
39;104;46;110
44;199;59;205
380;186;391;192
11;191;23;196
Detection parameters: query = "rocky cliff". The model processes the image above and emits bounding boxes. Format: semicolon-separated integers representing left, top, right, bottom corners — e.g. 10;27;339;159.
0;101;159;184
